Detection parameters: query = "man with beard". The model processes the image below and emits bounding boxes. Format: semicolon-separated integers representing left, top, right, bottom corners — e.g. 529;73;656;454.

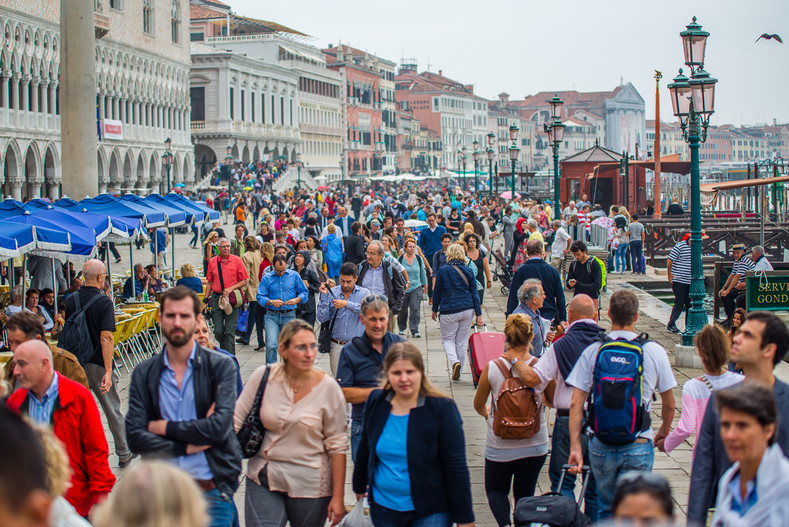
125;286;242;527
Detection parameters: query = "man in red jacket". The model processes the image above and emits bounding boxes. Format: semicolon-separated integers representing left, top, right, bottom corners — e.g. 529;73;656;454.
7;339;115;517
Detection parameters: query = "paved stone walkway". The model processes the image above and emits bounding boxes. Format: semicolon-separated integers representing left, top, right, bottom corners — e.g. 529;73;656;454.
101;221;776;526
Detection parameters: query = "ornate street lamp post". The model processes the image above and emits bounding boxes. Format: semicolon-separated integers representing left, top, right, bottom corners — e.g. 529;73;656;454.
296;152;302;190
472;139;480;194
508;125;519;196
161;137;173;194
543;95;566;220
224;145;233;198
487;132;496;195
668;16;717;345
457;146;467;191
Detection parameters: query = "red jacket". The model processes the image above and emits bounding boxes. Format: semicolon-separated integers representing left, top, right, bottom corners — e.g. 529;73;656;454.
7;373;115;516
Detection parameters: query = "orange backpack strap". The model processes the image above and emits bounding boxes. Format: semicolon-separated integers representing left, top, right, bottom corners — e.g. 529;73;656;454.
493;357;513;378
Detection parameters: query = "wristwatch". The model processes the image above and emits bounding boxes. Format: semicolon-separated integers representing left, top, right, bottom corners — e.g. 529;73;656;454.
510;357;519;366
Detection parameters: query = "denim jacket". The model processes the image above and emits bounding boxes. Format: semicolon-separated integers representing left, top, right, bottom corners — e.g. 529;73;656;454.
432;260;481;316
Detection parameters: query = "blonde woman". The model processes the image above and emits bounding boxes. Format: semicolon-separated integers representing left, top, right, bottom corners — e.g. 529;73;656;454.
92;461;208;527
30;426;90;527
234;319;348;527
176;263;204;294
431;244;483;381
239;236;264;347
203;231;219;277
353;342;474;527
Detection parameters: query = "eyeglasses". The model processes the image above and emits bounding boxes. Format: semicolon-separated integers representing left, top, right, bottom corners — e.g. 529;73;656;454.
218;245;230;249
361;294;388;306
616;471;671;492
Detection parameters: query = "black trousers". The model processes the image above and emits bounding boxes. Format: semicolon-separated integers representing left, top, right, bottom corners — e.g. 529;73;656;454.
723;290;739;321
485;455;547;527
668;281;691;328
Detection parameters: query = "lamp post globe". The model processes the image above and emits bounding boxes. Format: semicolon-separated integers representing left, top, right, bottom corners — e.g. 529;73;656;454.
486;147;495;196
162;137;173;194
472;147;480;194
224;145;233;197
508;144;519;198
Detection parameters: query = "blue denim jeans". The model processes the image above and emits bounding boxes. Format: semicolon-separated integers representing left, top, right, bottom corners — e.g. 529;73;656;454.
350;419;363;463
588;436;654;519
548;417;598;522
629;240;644;273
615;242;629;273
369;501;451;527
205;488;239;527
264;309;296;364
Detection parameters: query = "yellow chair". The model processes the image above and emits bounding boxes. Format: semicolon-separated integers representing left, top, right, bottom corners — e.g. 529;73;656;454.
112;319;132;373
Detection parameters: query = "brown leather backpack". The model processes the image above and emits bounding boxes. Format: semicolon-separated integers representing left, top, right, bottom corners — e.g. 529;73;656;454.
491;357;541;439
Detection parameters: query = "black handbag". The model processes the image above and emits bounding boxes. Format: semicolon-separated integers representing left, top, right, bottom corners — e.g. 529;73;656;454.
318;307;340;354
236;365;271;458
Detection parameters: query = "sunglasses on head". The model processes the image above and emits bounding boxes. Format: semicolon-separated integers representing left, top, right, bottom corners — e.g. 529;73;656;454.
361;294;388;306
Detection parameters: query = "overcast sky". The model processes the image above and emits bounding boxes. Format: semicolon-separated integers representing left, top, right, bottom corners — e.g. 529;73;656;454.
232;0;788;126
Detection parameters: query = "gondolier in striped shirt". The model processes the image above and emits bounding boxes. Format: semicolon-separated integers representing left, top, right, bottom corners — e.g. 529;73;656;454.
719;243;754;326
666;234;692;334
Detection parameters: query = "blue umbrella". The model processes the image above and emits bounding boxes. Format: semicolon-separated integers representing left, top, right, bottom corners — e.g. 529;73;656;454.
79;194;166;227
0;222;71;256
0;234;18;258
120;194;186;226
165;193;220;222
0;199;26;218
53;198;143;239
31;208;113;241
5;212;96;261
144;194;196;224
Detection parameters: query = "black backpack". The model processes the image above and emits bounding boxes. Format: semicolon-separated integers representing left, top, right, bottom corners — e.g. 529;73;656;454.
57;293;104;365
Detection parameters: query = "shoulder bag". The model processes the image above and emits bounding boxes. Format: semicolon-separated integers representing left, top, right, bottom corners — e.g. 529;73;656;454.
237;365;271;458
217;256;246;309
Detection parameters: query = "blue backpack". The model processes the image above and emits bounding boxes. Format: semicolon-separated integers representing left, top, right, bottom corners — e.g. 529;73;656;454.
588;333;651;445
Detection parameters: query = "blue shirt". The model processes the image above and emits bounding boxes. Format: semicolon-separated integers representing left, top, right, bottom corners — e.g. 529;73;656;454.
123;276;144;299
149;228;167;254
418;225;447;258
176;276;204;294
159;344;213;480
728;472;758;517
256;268;309;310
28;373;59;425
512;304;545;357
372;413;414;511
316;285;370;343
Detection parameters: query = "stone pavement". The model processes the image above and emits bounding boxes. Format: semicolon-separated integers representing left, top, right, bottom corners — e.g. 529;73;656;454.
101;223;721;526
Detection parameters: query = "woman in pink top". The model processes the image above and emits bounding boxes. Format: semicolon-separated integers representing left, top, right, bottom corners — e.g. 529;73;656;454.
234;319;348;527
658;325;742;458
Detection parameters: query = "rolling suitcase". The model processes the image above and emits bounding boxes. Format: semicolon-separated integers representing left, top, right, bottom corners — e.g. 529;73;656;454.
514;464;591;527
468;326;504;388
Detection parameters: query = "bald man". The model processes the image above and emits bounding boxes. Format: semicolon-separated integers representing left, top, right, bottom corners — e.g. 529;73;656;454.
502;294;603;521
61;259;133;467
6;340;116;517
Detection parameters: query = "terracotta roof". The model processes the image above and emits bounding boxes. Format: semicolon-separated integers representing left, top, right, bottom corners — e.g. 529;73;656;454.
190;4;225;19
515;87;624;110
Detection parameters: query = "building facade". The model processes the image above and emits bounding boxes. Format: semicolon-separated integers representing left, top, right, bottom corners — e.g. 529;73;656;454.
190;43;300;176
0;0;193;199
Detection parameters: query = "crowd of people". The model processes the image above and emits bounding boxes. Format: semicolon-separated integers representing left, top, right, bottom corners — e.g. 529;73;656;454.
2;178;789;527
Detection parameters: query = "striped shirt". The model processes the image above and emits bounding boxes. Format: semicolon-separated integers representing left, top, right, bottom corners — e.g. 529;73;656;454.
577;211;590;232
731;256;755;284
668;240;692;285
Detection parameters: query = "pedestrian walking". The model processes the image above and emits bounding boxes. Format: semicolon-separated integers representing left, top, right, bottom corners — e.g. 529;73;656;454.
507;239;566;325
510;280;554;358
353;342;474;527
432;244;483;381
256;254;308;364
358;240;406;333
418;213;447;298
126;286;242;527
666;234;692;333
627;214;645;274
205;238;249;354
473;315;549;527
465;233;492;305
291;250;321;327
238;236;263;346
234;319;348;527
61;259;133;467
397;237;428;338
566;289;677;519
566;241;602;309
322;224;344;282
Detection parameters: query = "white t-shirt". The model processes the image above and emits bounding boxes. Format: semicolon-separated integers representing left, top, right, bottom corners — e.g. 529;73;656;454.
551;227;572;258
565;330;677;440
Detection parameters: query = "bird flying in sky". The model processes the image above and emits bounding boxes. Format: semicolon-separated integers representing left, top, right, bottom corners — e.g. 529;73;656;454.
756;33;783;43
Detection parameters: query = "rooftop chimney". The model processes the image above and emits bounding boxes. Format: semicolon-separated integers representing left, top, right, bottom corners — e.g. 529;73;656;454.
438;69;442;77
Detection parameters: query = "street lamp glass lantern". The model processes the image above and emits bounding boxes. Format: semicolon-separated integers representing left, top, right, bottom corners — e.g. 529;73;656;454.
473;149;479;161
551;121;566;144
486;147;495;161
668;69;692;118
688;69;717;116
680;16;709;70
297;152;302;162
508;144;520;162
472;139;479;150
509;124;519;142
226;145;233;156
164;137;172;150
549;95;564;120
487;132;496;147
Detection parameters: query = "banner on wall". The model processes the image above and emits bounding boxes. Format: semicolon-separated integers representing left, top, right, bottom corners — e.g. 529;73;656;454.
103;119;123;140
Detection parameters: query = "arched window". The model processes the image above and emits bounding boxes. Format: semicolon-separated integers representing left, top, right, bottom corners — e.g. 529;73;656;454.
142;0;153;34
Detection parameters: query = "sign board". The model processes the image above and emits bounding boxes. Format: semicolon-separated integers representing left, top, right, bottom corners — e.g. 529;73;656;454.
103;119;123;140
746;272;789;311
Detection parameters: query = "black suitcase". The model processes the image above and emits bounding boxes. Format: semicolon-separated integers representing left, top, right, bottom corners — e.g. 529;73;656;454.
513;465;591;527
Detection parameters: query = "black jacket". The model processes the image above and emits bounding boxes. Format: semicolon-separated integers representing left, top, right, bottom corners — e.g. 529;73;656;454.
345;234;367;265
357;259;406;313
126;345;242;496
687;379;789;524
507;258;567;322
567;257;602;299
353;390;474;524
